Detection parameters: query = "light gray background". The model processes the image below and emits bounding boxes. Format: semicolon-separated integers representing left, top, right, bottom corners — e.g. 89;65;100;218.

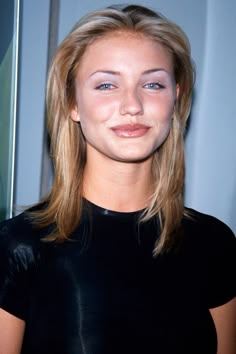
15;0;236;233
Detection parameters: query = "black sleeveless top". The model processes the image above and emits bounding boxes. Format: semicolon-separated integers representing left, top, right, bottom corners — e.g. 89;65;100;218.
0;201;235;354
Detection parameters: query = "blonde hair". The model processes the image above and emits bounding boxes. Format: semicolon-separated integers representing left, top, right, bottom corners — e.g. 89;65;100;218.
31;4;195;254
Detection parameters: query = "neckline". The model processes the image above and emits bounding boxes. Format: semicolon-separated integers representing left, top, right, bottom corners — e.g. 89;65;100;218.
84;198;146;218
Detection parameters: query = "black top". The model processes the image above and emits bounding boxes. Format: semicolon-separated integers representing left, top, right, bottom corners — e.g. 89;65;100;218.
0;201;235;354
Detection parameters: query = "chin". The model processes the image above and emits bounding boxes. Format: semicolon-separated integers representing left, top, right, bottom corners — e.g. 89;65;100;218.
113;153;153;164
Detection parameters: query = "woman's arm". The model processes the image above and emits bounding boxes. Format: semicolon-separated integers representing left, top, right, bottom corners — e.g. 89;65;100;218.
209;297;236;354
0;308;25;354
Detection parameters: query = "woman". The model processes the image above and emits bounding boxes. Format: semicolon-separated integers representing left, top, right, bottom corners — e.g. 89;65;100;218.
0;4;235;354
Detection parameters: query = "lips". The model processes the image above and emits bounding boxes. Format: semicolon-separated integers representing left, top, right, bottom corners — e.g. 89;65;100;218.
111;124;150;138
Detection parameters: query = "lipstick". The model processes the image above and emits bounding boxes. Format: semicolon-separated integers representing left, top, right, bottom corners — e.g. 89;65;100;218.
111;124;150;138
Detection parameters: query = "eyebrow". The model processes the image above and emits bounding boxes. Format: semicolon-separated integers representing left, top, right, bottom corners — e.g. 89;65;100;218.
89;68;168;77
142;68;168;75
89;70;120;77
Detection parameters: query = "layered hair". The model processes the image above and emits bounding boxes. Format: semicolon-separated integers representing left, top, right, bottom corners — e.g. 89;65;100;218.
32;4;195;254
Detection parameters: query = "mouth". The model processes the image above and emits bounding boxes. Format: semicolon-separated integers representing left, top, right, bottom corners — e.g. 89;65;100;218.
111;124;150;138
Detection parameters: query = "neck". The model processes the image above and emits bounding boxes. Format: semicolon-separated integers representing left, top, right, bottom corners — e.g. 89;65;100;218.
83;150;154;212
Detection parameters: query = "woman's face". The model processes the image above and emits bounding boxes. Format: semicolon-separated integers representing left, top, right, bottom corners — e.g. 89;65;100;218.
71;32;178;164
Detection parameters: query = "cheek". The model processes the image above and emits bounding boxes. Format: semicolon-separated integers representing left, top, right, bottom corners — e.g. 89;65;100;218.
150;97;175;141
92;96;118;121
159;117;172;137
149;89;175;114
80;97;115;125
162;95;176;121
155;116;172;148
151;100;174;125
78;105;108;139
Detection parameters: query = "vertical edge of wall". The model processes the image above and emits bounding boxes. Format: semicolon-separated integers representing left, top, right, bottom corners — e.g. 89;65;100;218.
14;0;50;211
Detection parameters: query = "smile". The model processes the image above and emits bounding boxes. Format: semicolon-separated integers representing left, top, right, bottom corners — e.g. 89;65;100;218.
111;124;150;138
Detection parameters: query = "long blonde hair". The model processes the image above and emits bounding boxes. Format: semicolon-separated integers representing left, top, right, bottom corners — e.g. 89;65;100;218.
31;4;195;254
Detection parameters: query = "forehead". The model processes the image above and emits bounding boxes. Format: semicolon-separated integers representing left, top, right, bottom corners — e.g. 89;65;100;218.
78;31;174;73
84;31;170;55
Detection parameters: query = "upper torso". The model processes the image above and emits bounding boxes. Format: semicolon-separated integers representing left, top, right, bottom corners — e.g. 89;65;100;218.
0;201;235;354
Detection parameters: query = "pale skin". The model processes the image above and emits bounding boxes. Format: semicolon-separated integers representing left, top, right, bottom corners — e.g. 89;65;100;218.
0;32;235;354
209;299;236;354
0;309;25;354
71;33;177;211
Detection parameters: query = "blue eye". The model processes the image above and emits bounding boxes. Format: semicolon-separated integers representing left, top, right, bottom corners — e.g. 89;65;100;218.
95;83;114;90
144;82;164;89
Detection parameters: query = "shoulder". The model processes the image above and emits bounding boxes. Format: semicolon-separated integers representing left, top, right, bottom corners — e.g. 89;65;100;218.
0;212;45;320
0;212;40;245
0;212;49;271
182;207;235;248
181;207;236;263
181;208;236;307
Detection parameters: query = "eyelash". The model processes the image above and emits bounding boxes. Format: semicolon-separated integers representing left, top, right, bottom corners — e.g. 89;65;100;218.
95;82;115;90
143;82;165;89
95;82;165;90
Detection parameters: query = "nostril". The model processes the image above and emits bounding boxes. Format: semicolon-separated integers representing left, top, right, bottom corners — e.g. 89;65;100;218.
120;92;143;116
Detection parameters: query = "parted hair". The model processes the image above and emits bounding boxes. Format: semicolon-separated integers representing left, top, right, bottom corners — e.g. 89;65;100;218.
31;4;195;254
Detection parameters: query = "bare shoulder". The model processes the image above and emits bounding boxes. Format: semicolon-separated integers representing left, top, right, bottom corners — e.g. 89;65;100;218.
0;308;25;354
210;297;236;354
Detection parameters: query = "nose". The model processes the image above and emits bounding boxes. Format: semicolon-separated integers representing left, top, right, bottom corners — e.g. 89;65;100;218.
119;88;143;116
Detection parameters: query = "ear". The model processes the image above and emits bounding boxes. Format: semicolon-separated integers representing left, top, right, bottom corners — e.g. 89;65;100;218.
70;106;80;122
175;83;180;99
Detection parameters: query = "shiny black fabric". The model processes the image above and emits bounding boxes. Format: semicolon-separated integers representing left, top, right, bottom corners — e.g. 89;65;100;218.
0;201;235;354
